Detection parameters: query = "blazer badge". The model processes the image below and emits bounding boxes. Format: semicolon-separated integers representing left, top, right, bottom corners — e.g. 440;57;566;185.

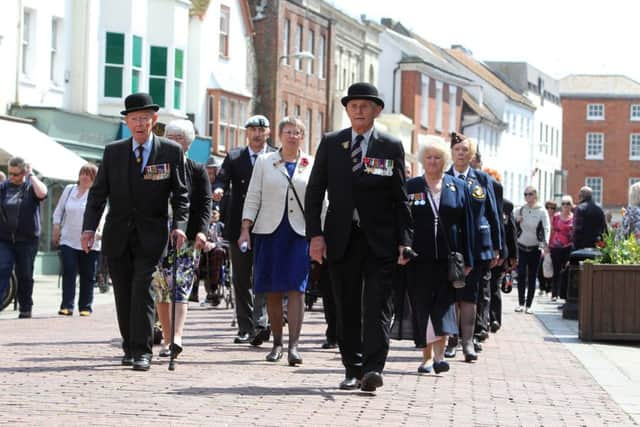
143;163;170;181
471;185;486;200
341;141;350;150
363;157;393;176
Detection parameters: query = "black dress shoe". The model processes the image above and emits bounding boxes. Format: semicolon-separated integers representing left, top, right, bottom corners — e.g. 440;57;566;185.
132;356;151;371
339;377;360;390
490;321;501;333
250;328;271;347
121;355;134;366
321;341;337;349
361;372;383;392
474;340;483;353
265;345;283;362
433;361;450;374
234;333;252;344
170;343;183;359
476;331;489;342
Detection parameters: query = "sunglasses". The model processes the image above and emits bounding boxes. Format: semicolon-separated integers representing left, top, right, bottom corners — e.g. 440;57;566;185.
524;192;535;196
8;171;23;177
561;202;572;206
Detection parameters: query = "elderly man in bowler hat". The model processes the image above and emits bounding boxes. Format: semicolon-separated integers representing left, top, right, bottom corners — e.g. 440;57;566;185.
305;82;413;392
82;92;189;371
212;114;275;345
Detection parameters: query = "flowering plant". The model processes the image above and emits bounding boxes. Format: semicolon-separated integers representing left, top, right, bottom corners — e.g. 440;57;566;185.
594;223;640;264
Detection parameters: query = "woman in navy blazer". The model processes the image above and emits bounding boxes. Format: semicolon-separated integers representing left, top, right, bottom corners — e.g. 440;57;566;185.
406;135;473;374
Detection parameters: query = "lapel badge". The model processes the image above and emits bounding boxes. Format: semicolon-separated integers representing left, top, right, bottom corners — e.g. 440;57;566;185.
447;183;457;192
472;185;485;199
341;141;350;150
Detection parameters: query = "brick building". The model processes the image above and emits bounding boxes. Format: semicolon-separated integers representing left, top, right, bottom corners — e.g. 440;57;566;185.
249;0;330;154
560;75;640;208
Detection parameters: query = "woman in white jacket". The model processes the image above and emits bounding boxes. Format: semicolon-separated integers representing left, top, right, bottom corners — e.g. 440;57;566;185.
515;186;550;313
239;117;313;366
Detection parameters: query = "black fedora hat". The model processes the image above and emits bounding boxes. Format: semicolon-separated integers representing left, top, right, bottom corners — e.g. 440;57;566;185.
341;82;385;108
121;92;160;115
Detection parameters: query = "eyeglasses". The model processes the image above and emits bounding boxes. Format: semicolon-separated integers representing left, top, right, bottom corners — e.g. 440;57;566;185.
128;115;154;123
524;192;535;196
283;130;302;137
8;171;23;177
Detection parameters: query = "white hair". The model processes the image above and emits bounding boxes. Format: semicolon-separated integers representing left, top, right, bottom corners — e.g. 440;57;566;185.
417;135;451;173
629;182;640;206
165;119;196;144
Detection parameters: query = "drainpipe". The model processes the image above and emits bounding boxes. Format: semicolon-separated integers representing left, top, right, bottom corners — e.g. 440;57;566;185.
391;64;400;113
15;0;23;105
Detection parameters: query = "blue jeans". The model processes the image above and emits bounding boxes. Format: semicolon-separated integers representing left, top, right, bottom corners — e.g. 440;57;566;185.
59;245;99;312
517;246;541;308
0;239;39;313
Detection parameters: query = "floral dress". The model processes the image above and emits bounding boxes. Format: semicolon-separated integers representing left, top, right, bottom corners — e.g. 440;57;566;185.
621;205;640;242
152;242;200;303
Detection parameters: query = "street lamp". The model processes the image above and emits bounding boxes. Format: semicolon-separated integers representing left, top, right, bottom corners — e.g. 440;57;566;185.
279;50;314;65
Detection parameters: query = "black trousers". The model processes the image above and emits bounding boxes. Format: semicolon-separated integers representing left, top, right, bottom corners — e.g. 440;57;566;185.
550;246;572;299
328;228;394;379
229;244;268;335
318;263;337;343
488;265;504;326
474;261;492;337
107;234;158;358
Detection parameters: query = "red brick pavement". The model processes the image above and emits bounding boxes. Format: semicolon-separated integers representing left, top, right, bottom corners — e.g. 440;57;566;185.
1;294;636;426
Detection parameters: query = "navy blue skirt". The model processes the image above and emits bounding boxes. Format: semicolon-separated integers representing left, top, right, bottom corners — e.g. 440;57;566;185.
253;214;309;293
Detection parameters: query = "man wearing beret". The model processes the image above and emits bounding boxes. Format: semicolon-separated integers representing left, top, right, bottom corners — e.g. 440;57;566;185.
212;115;275;345
305;82;413;392
82;93;189;371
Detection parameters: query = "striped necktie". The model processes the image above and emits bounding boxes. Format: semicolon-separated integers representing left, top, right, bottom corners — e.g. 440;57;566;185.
136;145;144;167
351;134;364;172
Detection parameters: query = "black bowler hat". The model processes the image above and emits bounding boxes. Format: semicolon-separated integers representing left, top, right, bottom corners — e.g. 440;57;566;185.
341;82;385;108
120;92;160;115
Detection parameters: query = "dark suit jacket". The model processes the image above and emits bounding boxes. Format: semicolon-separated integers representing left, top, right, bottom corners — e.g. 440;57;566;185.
185;159;211;241
213;145;276;242
503;198;518;262
406;174;474;267
83;135;189;260
573;198;607;249
305;127;412;260
446;167;501;261
490;179;507;259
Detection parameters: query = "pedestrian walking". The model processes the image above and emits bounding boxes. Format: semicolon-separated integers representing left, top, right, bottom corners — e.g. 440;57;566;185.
213;115;275;346
82;92;189;371
549;195;574;302
572;186;607;250
53;163;101;317
0;157;48;319
305;82;413;392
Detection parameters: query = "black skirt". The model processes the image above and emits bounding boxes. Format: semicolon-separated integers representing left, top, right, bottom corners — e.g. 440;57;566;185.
405;261;458;348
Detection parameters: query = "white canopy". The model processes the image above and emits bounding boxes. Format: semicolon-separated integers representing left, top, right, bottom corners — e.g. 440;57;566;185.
0;117;87;182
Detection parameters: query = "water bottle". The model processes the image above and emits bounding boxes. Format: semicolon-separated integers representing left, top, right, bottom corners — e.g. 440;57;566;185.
240;241;249;253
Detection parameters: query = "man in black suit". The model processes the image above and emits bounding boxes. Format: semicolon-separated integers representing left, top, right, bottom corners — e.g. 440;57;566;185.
212;115;274;345
82;93;189;371
573;186;607;249
305;82;413;393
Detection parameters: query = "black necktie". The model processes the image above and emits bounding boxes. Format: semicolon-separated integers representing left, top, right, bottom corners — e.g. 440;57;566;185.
351;134;364;172
458;174;465;181
136;145;144;164
250;153;257;166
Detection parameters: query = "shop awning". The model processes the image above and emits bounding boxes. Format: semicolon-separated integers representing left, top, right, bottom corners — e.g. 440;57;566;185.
0;117;87;182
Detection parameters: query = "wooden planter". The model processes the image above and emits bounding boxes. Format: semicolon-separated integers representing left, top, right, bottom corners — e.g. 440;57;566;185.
579;263;640;341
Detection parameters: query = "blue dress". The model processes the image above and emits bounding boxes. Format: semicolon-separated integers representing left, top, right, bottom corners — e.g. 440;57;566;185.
253;162;310;293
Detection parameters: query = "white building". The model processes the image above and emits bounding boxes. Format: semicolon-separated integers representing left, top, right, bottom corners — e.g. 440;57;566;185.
187;0;255;153
487;62;563;204
447;47;537;204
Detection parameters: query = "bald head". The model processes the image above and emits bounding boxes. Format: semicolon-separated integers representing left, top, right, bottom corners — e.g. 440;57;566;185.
579;186;593;202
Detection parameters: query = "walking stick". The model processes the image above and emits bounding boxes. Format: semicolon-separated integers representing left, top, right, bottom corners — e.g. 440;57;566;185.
168;237;178;371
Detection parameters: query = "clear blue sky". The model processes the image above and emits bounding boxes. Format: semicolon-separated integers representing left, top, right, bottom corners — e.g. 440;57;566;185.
328;0;639;83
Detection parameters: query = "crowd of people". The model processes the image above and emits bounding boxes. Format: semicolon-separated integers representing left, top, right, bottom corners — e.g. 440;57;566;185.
0;85;638;392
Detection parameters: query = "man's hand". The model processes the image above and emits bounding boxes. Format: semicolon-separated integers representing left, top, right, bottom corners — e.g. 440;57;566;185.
464;266;472;276
171;229;187;250
490;250;500;268
81;231;95;253
309;236;327;264
397;245;413;265
212;188;224;202
194;232;207;250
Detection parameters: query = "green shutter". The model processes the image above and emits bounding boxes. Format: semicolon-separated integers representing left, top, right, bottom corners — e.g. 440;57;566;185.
131;70;140;93
175;49;183;79
104;66;123;97
132;36;142;68
149;77;165;107
150;46;167;76
105;32;124;64
174;82;181;109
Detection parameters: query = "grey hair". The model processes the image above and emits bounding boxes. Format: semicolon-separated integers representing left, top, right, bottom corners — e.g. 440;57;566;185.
8;156;26;170
579;186;593;201
417;135;451;173
165;119;196;145
629;182;640;206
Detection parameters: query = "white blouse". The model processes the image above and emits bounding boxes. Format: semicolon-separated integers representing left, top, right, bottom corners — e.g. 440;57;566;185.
53;185;101;251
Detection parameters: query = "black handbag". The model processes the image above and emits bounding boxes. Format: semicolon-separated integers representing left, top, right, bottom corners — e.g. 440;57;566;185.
425;183;466;289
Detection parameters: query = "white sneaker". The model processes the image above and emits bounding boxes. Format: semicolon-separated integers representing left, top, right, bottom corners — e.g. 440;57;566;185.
515;305;524;312
525;307;534;314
